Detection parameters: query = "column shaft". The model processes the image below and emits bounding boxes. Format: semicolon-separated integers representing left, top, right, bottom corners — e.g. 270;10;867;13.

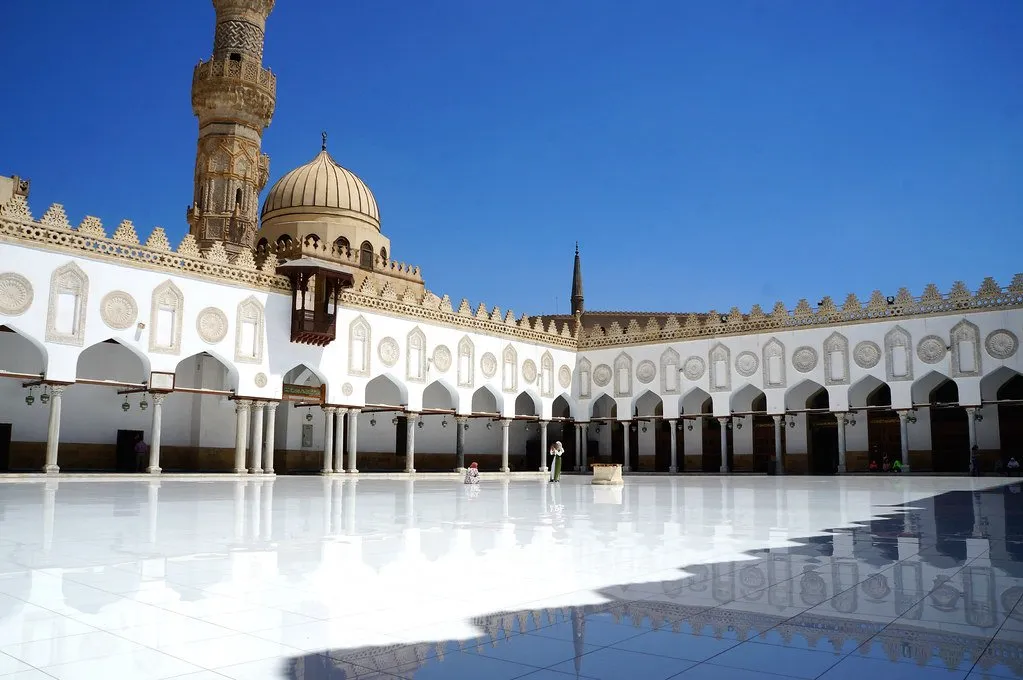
405;413;417;473
772;415;785;475
334;408;348;473
836;413;847;474
322;407;335;474
718;417;729;473
623;420;631;472
347;409;360;472
500;419;511;472
898;410;911;471
250;401;265;474
263;403;277;474
43;385;65;473
455;415;468;471
539;420;549;472
233;400;251;474
966;407;978;474
668;419;678;473
580;423;588;470
148;394;167;473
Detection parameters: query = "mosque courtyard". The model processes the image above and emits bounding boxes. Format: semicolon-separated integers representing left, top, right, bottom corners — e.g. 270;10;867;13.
0;474;1018;679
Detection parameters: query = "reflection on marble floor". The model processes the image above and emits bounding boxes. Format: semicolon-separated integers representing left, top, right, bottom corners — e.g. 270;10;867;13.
0;477;1019;679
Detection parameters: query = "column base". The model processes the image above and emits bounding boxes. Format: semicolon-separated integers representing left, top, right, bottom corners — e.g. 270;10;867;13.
539;467;548;473
44;465;59;474
719;466;729;473
250;468;263;475
405;468;416;474
147;466;162;474
500;467;511;473
454;467;466;473
901;466;910;473
668;466;678;473
623;467;631;473
320;469;333;475
346;469;359;474
264;470;276;476
233;468;247;474
836;465;846;474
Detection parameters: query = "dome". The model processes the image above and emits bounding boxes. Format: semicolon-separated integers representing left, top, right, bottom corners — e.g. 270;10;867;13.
261;147;380;230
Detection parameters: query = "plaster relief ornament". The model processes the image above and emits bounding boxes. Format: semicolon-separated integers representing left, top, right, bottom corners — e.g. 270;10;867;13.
592;364;613;387
0;273;33;316
432;344;452;372
682;356;706;381
985;330;1018;360
196;306;229;343
636;360;657;384
480;352;498;378
254;372;268;388
792;346;819;373
916;335;948;364
99;291;138;330
558;365;572;389
853;341;882;369
522;359;538;384
735;351;759;378
342;382;354;397
378;337;399;367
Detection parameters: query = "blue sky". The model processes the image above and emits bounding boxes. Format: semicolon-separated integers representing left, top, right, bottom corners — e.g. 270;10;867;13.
1;0;1020;316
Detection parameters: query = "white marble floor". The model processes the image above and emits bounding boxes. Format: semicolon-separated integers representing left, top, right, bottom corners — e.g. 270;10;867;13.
0;475;1019;679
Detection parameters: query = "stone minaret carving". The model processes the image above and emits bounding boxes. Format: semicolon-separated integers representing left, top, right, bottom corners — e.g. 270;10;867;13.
571;242;585;316
188;0;276;258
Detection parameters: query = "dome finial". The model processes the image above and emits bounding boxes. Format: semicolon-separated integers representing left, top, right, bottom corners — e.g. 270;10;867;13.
321;131;328;151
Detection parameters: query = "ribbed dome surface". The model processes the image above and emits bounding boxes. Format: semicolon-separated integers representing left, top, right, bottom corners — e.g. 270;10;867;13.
261;149;379;227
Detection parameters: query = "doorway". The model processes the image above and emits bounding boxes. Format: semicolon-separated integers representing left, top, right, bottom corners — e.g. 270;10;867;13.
0;423;11;472
702;418;733;472
998;375;1023;465
655;420;673;471
930;380;969;473
116;429;145;472
394;415;408;470
806;390;837;475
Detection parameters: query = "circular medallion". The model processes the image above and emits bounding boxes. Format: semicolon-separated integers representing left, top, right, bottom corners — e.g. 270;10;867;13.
636;360;656;384
593;364;612;387
1002;586;1023;621
792;346;819;373
799;567;827;607
99;290;137;330
558;365;572;389
739;565;765;589
682;356;705;381
853;341;882;369
0;273;33;316
342;382;354;397
985;330;1018;360
928;576;961;612
432;344;452;372
861;573;890;601
735;351;759;378
254;372;268;388
481;352;498;378
378;337;399;367
522;359;538;383
916;335;947;364
195;306;228;343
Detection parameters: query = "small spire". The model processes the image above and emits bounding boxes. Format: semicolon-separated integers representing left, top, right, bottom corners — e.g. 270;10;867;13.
321;131;328;151
575;241;579;255
571;243;584;316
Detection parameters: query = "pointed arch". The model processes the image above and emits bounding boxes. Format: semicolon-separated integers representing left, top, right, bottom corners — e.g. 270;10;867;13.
786;379;827;410
577;357;592;399
0;323;47;375
613;351;633;398
633;389;662;417
849;375;888;408
406;326;426;383
348;315;371;376
980;366;1021;401
283;363;326;387
148;280;184;355
660;347;680;394
762;338;786;388
457;336;475;388
885;325;913;382
514;390;541;416
950;319;981;377
365;373;408;406
552;394;573;419
540;351;554;397
423;379;458;410
591;393;617;419
76;338;149;383
501;344;517;393
234;296;265;364
912;370;954;405
46;261;89;346
731;383;766;413
681;386;712;415
823;332;850;386
708;343;731;392
174;350;238;391
471;384;502;414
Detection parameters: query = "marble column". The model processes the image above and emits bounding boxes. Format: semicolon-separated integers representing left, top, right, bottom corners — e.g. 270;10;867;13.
718;417;730;473
347;408;360;473
233;400;251;474
622;421;632;473
898;410;911;472
334;408;348;473
455;415;468;471
263;402;278;474
322;406;336;474
966;407;978;473
500;419;512;472
539;420;549;472
249;401;265;474
43;385;66;474
147;393;167;474
668;419;678;473
836;413;847;474
573;422;581;471
405;413;418;473
580;422;589;470
772;415;785;475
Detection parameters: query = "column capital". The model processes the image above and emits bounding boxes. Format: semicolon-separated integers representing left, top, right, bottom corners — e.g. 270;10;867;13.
336;407;349;416
406;411;419;421
49;385;66;396
772;414;783;423
539;418;550;424
322;405;337;414
235;399;252;413
152;393;168;405
455;414;469;424
717;416;729;424
265;401;279;413
667;417;677;423
253;400;268;408
964;406;977;414
500;418;512;427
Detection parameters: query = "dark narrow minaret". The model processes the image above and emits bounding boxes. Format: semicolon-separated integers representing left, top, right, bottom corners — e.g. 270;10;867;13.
570;242;585;316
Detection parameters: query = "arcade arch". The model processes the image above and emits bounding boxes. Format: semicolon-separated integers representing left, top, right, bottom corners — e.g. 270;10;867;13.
632;390;670;471
0;326;48;471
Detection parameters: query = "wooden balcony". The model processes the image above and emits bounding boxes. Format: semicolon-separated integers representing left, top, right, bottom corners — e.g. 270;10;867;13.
291;309;337;347
277;257;355;347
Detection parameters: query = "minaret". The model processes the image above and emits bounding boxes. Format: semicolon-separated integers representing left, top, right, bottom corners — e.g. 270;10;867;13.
187;0;277;258
570;242;585;316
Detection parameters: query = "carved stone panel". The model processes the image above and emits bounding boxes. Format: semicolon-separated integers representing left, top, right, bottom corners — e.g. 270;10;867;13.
884;326;913;382
735;351;759;378
196;306;228;344
660;347;680;394
348;316;371;377
916;335;947;365
481;352;498;379
593;364;612;388
559;364;572;390
522;359;538;384
0;273;33;316
149;280;184;355
378;337;399;367
950;319;981;378
985;330;1018;360
823;332;850;386
762;338;786;388
433;344;452;373
457;336;475;388
577;358;592;399
854;341;882;369
613;352;633;398
792;346;818;374
406;327;427;383
100;291;138;330
683;356;706;381
235;296;265;364
708;344;730;392
501;345;518;393
45;262;89;346
540;352;554;397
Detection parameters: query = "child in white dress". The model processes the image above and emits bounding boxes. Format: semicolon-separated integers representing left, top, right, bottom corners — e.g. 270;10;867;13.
464;461;480;484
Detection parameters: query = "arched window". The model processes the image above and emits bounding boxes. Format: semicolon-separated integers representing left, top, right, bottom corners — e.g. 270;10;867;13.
379;246;388;264
256;237;269;253
276;234;293;247
305;234;320;246
360;241;374;269
334;237;350;256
